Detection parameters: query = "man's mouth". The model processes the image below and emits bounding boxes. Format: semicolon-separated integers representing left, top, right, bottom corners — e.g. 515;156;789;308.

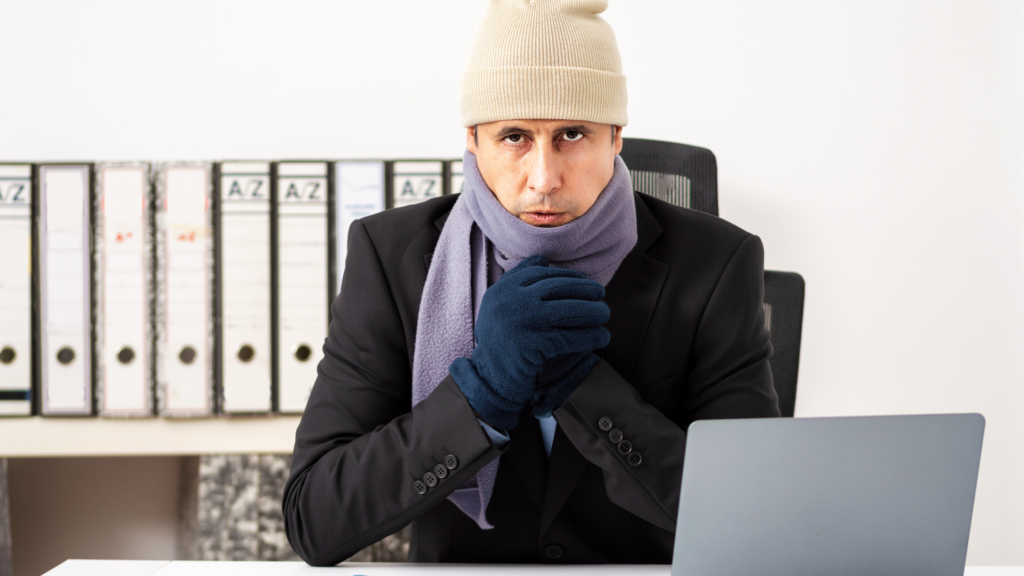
524;211;564;226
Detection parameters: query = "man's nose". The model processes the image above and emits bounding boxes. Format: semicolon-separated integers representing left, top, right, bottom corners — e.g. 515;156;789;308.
526;139;562;196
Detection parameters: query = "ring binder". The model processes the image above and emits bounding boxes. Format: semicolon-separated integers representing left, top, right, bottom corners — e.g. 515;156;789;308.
334;162;386;297
390;161;444;209
38;164;95;416
0;164;34;416
216;162;273;414
95;163;154;417
447;160;464;196
155;163;216;417
274;162;329;414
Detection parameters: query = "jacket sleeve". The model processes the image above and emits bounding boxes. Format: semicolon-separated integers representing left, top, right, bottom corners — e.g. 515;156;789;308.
553;234;781;532
282;220;505;566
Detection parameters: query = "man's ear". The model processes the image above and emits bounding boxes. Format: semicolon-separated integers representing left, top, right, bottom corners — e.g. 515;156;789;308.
467;126;478;154
613;125;623;155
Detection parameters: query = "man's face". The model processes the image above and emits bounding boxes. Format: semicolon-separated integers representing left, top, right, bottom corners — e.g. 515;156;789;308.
467;119;623;228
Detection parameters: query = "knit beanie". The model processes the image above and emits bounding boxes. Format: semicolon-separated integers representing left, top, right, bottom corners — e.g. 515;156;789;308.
461;0;627;127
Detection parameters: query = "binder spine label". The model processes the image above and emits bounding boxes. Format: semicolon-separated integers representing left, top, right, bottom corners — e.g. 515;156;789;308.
156;164;214;417
39;165;94;415
218;162;273;413
0;165;33;416
391;161;443;209
275;163;329;413
95;164;153;417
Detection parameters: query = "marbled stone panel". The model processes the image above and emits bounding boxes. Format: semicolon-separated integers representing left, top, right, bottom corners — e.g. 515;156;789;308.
257;454;297;561
198;455;260;560
190;453;408;563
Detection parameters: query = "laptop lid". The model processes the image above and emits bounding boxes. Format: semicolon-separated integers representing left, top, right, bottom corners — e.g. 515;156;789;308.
672;413;985;576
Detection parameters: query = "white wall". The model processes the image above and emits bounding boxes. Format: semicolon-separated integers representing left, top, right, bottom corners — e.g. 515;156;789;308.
1;0;1022;566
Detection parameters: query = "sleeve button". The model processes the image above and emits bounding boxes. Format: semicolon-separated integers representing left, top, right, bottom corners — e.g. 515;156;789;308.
628;452;642;467
617;440;632;455
609;429;623;443
598;417;613;431
423;472;438;487
433;463;448;479
413;480;428;495
444;454;459;470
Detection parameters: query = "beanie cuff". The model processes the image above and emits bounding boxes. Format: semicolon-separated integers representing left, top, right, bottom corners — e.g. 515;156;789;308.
461;66;628;127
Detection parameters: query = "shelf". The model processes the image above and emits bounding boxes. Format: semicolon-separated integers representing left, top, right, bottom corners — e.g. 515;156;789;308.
0;416;301;457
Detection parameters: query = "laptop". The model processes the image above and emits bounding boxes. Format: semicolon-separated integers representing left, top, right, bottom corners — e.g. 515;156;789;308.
672;413;985;576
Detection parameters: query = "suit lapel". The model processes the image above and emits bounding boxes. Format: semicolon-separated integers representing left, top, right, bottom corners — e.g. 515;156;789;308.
422;209;453;277
601;194;670;381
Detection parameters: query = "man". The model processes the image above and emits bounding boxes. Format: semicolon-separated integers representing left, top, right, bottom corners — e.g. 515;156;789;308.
283;0;779;565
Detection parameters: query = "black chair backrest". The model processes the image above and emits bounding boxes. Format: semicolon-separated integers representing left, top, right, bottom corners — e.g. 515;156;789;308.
620;136;804;417
762;271;805;417
619;137;719;216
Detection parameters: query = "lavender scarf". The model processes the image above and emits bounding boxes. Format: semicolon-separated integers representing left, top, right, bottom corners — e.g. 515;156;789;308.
411;149;637;529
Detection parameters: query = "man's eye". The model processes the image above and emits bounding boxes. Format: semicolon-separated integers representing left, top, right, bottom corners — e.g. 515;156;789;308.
562;131;583;142
503;134;524;144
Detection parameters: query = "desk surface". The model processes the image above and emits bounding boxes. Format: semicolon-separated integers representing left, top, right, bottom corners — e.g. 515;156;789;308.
45;561;668;575
44;560;1024;576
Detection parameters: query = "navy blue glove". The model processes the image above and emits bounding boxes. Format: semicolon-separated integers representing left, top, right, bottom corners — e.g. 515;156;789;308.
449;255;610;431
530;338;608;418
529;276;611;418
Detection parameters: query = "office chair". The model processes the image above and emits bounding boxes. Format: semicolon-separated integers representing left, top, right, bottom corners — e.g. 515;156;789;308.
618;137;719;216
761;271;805;417
620;137;804;417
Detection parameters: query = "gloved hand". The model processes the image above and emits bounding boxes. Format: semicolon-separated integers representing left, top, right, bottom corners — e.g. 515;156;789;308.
530;349;605;419
449;255;610;431
530;277;611;418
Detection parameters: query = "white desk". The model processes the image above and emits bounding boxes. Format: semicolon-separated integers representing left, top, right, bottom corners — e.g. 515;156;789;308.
44;562;668;575
43;560;1024;576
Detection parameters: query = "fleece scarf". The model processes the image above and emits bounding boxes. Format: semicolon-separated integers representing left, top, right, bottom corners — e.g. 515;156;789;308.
410;149;637;529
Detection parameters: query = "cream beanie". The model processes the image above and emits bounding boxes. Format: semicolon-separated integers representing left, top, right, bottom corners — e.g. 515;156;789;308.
461;0;627;127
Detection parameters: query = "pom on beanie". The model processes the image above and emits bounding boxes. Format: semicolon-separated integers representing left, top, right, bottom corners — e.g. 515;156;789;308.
461;0;628;127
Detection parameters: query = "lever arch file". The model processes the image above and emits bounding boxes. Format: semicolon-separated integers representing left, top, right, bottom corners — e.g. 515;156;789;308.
275;162;329;413
156;163;215;417
0;164;34;416
390;161;443;209
38;164;95;416
448;160;464;196
216;162;273;413
95;163;154;417
334;161;386;295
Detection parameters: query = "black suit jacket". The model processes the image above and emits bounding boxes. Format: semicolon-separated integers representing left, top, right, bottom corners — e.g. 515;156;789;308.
283;192;780;566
